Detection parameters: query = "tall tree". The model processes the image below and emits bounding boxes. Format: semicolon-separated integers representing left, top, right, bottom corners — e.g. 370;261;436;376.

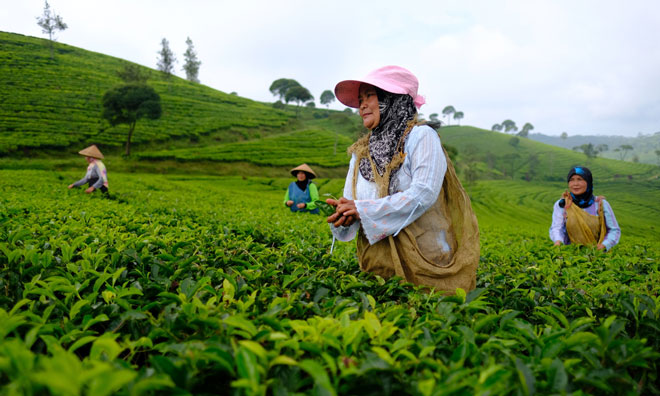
491;123;502;132
430;113;440;123
518;122;534;138
269;79;301;102
36;0;67;59
320;90;335;108
560;131;568;140
182;37;201;83
453;111;464;125
102;84;162;156
501;119;518;134
655;149;660;166
442;106;455;126
156;38;176;77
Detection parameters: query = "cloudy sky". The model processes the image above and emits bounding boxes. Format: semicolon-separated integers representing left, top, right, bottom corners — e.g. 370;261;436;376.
2;0;659;136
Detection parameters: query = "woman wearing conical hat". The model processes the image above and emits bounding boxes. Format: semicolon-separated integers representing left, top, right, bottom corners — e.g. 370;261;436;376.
550;166;620;250
284;164;320;214
68;145;109;194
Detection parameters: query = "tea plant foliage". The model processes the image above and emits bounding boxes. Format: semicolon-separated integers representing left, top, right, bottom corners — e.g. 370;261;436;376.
1;170;658;395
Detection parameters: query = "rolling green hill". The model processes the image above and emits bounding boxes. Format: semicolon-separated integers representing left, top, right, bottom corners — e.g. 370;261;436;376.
0;31;294;154
2;31;658;188
439;126;659;181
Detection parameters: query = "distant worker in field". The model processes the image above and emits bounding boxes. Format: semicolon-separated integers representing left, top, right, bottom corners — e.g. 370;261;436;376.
325;65;480;294
284;163;320;214
67;145;109;194
550;166;620;250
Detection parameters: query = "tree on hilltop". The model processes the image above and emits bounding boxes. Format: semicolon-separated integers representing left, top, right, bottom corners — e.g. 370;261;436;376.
269;79;301;102
157;38;176;77
320;90;335;108
36;0;68;59
518;122;534;138
442;106;455;126
573;143;607;160
182;37;201;83
560;131;568;140
453;111;464;125
285;85;314;116
102;84;162;156
491;123;502;132
502;119;518;134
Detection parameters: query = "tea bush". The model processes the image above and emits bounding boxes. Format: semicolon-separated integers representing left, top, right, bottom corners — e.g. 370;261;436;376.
1;170;658;395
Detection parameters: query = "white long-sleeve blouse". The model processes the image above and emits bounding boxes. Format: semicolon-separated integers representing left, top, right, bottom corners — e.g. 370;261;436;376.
331;125;447;245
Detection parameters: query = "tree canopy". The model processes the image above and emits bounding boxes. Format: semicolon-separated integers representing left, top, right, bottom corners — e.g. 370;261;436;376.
501;119;518;133
269;79;301;102
518;122;534;138
442;106;456;125
573;143;607;159
285;86;314;112
102;84;162;156
320;90;335;108
614;144;634;161
453;111;464;125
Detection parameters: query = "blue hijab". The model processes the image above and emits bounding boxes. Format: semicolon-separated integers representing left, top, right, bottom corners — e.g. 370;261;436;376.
565;166;594;208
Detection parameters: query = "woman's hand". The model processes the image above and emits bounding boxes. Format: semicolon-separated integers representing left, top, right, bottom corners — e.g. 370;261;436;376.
296;203;306;209
326;198;359;227
68;184;74;189
596;243;606;251
553;241;562;246
286;200;294;207
85;186;95;194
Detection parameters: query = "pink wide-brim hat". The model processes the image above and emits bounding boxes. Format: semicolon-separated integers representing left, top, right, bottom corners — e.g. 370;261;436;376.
334;65;426;109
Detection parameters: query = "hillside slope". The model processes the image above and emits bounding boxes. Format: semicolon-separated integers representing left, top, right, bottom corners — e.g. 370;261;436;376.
2;31;657;185
0;31;293;154
439;126;658;181
529;132;660;165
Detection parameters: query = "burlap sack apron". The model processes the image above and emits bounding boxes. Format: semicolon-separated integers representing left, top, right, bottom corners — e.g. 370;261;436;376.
349;125;480;294
562;191;606;246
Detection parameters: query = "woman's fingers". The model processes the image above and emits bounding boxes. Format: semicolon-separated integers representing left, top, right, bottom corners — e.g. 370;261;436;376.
339;208;358;217
326;212;341;223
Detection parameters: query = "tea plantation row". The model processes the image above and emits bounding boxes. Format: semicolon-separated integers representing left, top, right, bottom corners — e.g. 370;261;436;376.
1;170;658;395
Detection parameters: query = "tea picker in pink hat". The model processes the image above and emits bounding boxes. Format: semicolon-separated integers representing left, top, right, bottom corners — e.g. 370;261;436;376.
326;66;480;294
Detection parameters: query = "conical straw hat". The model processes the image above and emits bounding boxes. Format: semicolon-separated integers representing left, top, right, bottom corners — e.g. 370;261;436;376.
78;144;104;159
290;163;317;179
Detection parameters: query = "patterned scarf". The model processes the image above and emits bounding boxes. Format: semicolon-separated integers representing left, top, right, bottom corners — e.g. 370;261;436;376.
358;88;417;182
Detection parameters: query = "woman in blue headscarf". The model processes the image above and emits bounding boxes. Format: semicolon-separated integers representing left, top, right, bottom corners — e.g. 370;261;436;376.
550;166;620;250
